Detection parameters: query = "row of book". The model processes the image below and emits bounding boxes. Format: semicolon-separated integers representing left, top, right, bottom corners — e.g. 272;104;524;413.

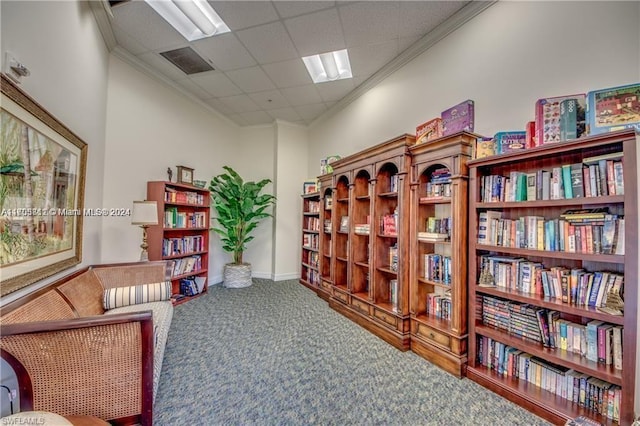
389;279;398;312
479;155;624;204
481;295;622;367
305;216;320;232
170;255;202;277
477;211;625;255
479;256;624;308
179;276;205;297
354;223;370;235
426;290;451;321
380;212;398;236
477;336;622;422
306;251;319;268
305;268;320;285
306;200;320;213
389;244;398;272
389;174;399;193
162;236;205;257
164;208;207;229
424;168;452;198
324;219;332;233
302;233;319;250
423;253;451;285
164;189;205;205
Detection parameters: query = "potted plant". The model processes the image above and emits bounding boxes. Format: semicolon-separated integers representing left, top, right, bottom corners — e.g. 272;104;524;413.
208;166;276;288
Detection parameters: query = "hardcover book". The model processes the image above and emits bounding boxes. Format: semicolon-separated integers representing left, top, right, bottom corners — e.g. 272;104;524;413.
441;99;474;136
535;93;586;145
586;82;640;135
494;131;526;155
416;117;443;144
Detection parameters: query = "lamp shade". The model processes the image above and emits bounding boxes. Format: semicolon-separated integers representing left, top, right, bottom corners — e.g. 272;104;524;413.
132;201;158;225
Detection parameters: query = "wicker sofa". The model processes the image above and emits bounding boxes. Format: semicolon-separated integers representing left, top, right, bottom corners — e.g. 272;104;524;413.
0;261;174;426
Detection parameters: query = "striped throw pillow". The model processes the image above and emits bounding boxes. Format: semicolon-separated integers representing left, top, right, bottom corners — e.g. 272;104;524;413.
103;282;172;310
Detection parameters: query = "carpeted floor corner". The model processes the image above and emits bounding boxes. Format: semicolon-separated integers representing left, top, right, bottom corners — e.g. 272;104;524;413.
154;279;550;425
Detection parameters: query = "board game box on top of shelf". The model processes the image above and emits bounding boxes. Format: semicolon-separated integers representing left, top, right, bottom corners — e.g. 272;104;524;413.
586;82;640;135
416;117;443;144
535;93;586;145
441;99;474;136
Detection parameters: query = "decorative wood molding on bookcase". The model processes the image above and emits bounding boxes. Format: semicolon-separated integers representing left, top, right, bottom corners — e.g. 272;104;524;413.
146;181;210;305
300;190;321;293
466;130;638;425
326;134;415;351
317;173;334;301
408;131;477;377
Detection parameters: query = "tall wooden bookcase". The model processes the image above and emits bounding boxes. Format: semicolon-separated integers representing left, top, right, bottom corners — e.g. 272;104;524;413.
466;130;638;425
300;190;321;292
408;132;476;377
327;134;414;350
317;173;334;301
147;181;210;305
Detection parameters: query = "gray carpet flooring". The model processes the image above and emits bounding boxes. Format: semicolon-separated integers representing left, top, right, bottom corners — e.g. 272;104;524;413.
154;279;550;425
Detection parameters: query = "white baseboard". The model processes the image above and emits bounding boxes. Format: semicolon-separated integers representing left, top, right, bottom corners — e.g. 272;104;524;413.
272;272;299;281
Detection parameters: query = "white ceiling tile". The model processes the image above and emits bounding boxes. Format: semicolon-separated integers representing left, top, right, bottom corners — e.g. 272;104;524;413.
273;1;335;19
138;52;188;80
285;8;345;57
176;78;210;99
239;110;274;126
267;107;302;122
339;2;400;47
348;40;398;78
212;1;280;30
111;1;186;51
281;85;323;106
399;2;468;39
248;90;290;109
217;94;261;113
236;22;299;64
225;67;276;93
262;59;313;89
203;98;235;115
295;103;328;120
190;72;243;97
316;79;355;102
112;26;149;55
192;33;256;71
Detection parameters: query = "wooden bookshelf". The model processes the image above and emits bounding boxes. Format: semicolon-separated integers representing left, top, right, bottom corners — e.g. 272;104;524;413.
147;181;210;305
316;173;334;301
300;190;321;292
326;134;414;351
408;131;477;377
467;130;638;425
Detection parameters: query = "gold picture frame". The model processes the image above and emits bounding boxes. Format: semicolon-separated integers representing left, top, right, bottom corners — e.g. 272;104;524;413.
0;75;87;296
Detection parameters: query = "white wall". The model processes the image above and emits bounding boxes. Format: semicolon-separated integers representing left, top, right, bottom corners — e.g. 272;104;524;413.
102;55;240;283
308;1;640;168
272;121;309;281
0;1;109;304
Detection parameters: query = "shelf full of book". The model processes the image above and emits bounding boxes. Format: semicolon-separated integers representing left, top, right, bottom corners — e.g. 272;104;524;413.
466;130;638;425
147;181;210;305
326;134;414;351
408;131;476;377
317;173;334;300
300;190;321;292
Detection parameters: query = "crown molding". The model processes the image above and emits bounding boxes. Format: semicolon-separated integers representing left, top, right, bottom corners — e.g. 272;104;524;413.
88;0;117;51
309;1;497;129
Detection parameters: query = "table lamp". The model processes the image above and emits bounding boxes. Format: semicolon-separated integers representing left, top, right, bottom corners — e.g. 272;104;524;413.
132;200;158;261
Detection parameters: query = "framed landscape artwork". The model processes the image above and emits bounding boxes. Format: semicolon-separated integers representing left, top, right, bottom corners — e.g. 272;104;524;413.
0;75;87;296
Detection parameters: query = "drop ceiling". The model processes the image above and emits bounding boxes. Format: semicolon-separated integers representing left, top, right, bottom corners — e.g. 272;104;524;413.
102;1;488;127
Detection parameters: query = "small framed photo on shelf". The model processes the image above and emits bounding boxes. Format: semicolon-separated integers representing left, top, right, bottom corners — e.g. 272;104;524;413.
303;180;318;194
177;165;194;185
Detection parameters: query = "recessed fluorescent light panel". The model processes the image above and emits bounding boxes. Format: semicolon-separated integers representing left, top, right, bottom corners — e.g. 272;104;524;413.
302;49;352;83
145;0;230;41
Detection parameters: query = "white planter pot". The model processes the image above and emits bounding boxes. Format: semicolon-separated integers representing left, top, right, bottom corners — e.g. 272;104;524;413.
223;263;252;288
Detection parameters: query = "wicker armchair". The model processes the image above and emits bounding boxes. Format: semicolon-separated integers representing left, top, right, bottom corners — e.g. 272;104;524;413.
0;261;173;426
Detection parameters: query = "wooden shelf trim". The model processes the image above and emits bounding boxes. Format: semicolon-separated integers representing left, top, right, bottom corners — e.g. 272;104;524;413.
475;244;624;264
162;250;207;260
417;277;452;289
171;268;208;281
475;196;624;209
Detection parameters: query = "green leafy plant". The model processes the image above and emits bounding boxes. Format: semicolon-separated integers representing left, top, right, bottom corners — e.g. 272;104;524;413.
209;166;276;265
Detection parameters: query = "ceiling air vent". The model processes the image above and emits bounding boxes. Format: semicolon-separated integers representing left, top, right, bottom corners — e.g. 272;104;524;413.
159;47;214;75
